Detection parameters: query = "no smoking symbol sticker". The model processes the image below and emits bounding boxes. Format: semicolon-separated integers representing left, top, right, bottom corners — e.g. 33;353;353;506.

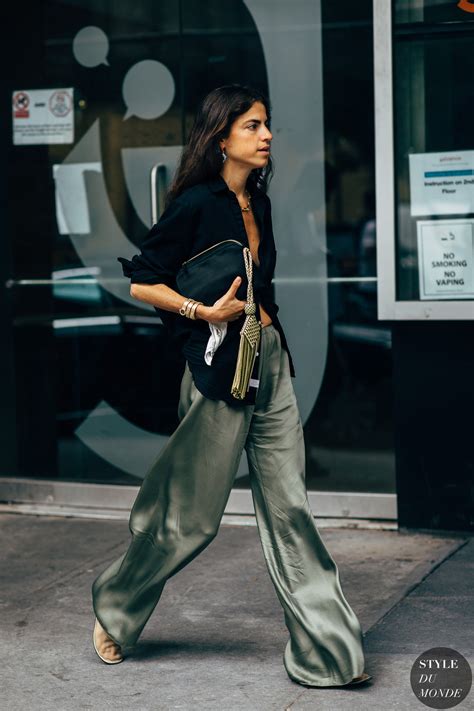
13;92;30;118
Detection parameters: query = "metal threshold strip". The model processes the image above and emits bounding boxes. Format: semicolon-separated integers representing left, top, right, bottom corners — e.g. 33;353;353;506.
0;478;397;530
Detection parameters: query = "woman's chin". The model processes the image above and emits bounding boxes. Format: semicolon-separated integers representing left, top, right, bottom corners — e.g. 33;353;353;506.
252;155;270;167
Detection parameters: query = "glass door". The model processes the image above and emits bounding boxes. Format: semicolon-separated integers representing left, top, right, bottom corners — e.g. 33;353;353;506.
7;1;184;485
3;0;396;523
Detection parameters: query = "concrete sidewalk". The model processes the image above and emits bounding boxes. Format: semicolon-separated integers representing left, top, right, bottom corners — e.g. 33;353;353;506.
0;512;472;710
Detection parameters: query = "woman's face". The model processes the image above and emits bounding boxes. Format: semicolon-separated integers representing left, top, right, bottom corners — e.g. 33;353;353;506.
220;100;272;169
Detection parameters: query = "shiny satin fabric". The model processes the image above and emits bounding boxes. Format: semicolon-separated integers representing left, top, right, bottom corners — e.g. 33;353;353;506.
91;325;366;686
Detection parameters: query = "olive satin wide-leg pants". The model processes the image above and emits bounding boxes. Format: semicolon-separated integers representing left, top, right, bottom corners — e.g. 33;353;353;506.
91;325;366;686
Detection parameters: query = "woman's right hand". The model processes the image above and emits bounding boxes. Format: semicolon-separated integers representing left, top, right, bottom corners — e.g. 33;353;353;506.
197;276;246;324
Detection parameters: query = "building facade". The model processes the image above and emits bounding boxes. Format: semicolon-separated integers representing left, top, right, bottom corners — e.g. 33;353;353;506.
1;0;473;532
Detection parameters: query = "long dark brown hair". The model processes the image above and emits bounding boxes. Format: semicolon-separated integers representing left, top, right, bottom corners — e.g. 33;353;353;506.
165;84;274;207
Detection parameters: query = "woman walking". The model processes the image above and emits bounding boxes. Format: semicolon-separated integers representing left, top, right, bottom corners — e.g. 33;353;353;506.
91;84;371;688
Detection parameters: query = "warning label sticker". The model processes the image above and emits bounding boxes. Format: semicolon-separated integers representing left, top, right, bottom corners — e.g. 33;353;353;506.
13;88;74;145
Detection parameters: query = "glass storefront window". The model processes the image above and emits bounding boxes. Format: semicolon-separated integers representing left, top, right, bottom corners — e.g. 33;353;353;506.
4;1;395;507
394;0;474;303
376;1;474;318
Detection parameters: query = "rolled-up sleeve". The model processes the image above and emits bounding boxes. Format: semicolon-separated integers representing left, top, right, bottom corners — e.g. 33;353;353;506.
117;194;197;288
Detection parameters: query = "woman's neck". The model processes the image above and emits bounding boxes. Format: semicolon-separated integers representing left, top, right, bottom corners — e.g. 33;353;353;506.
220;162;251;201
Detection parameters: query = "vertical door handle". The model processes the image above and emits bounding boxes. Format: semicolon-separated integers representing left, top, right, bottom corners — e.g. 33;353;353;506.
150;163;167;225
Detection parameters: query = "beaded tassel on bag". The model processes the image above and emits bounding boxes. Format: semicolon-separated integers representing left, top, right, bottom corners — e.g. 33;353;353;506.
231;247;262;400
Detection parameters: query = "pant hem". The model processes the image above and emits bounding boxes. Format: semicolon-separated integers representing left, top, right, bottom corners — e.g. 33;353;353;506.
285;663;365;688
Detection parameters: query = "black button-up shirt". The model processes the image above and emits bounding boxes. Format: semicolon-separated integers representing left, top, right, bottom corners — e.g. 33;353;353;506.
117;174;295;405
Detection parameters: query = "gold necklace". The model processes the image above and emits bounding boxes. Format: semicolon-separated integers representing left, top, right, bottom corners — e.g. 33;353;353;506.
241;190;252;212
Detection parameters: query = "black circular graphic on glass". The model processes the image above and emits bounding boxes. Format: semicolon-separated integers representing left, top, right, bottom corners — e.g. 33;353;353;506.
411;647;472;708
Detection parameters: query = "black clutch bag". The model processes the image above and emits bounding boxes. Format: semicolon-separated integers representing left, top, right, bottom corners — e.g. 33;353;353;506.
176;239;261;400
175;239;248;305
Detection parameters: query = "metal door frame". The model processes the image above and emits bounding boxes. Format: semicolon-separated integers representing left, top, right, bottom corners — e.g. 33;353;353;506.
374;0;474;320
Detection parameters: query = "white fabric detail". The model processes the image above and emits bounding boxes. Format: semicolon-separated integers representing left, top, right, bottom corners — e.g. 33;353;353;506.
204;322;228;365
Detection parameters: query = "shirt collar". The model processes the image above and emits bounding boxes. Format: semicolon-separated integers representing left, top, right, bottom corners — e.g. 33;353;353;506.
207;173;266;201
207;174;228;193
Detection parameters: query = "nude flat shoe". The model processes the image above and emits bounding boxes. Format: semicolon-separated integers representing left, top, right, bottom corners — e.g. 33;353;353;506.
296;670;373;688
93;618;124;664
345;672;372;685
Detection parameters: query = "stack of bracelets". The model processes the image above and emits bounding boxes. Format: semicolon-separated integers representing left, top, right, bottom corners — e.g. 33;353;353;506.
179;298;203;320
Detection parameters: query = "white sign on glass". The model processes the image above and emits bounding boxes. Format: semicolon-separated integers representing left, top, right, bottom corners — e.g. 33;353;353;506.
417;219;474;300
409;150;474;216
12;88;74;145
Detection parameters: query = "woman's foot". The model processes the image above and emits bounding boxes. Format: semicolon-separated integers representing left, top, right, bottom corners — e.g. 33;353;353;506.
93;618;124;664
